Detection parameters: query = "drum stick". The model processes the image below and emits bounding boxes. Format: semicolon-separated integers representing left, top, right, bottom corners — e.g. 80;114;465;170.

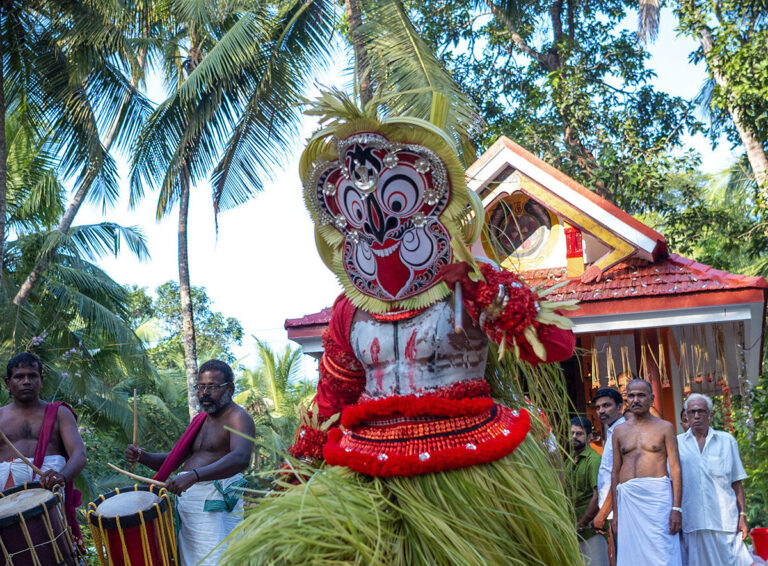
0;429;44;477
107;463;166;488
132;389;138;471
454;282;463;333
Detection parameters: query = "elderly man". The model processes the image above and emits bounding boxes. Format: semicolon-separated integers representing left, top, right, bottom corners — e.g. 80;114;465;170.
126;359;255;566
612;379;682;566
568;416;609;566
0;352;87;549
678;393;753;566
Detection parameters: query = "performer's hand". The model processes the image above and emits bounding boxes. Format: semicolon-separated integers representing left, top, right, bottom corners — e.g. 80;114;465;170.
125;444;142;464
669;509;682;535
40;469;67;490
738;515;748;540
438;262;478;293
166;471;197;495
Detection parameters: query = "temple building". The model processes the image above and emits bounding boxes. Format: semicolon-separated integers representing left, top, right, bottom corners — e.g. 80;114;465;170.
285;136;767;432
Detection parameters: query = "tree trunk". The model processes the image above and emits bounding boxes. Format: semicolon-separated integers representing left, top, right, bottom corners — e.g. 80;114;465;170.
13;47;149;305
698;27;768;190
345;0;372;105
0;34;7;288
178;167;199;419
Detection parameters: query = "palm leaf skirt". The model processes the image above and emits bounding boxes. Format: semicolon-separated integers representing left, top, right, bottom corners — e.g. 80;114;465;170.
222;434;583;566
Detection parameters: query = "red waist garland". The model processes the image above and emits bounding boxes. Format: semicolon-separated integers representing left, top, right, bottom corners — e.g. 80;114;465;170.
324;393;530;478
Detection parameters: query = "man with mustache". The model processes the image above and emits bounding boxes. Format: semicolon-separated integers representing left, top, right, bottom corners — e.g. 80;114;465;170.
568;416;609;566
126;359;255;566
678;393;753;566
0;352;87;551
611;379;682;566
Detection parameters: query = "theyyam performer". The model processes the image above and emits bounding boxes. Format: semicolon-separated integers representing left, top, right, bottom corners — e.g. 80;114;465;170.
222;92;583;565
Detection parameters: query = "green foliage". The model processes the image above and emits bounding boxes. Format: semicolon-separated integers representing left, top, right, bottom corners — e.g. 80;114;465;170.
235;339;316;475
676;0;768;147
124;282;244;368
402;0;702;214
732;374;768;529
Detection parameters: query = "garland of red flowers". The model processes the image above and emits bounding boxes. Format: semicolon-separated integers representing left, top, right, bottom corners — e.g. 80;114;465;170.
462;263;539;345
289;425;327;461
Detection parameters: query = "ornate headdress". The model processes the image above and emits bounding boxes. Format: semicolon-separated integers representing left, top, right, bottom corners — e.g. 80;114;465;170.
300;92;483;313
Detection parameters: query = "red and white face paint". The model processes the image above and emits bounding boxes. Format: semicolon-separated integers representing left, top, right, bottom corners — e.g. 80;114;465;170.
308;133;453;302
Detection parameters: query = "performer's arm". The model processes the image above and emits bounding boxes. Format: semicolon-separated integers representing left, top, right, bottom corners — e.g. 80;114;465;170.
125;445;171;471
40;406;86;489
290;296;365;462
666;423;682;535
440;262;575;365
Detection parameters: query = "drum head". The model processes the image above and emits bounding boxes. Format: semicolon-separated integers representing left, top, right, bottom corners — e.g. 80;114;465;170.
0;488;54;519
95;490;160;518
0;484;56;521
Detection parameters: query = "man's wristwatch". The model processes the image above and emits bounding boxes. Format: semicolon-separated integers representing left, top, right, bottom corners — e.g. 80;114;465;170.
671;507;682;513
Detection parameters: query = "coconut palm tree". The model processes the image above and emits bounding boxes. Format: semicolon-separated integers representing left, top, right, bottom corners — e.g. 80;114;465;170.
11;0;159;305
130;0;337;417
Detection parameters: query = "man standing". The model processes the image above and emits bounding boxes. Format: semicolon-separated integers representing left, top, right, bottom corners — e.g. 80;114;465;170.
568;416;609;566
680;408;690;433
611;379;682;566
591;388;625;537
126;359;255;566
0;352;87;547
678;393;753;566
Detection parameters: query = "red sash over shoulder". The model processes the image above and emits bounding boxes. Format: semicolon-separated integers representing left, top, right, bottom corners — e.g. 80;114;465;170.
33;402;82;542
154;413;207;482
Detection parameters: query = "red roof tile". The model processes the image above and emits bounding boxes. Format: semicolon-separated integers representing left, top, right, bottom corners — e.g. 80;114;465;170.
521;253;768;303
284;306;332;328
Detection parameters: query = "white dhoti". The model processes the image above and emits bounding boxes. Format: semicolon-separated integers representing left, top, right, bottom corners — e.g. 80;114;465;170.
177;473;246;566
617;477;682;566
0;455;66;490
579;534;609;566
682;529;754;566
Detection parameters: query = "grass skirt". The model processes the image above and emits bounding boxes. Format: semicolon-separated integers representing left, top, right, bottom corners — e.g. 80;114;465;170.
223;434;583;565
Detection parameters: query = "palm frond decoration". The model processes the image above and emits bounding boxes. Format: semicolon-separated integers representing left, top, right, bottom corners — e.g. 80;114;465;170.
356;0;483;163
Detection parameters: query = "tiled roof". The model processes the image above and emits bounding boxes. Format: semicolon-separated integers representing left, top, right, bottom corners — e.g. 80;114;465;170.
284;254;768;329
284;306;332;328
521;253;768;303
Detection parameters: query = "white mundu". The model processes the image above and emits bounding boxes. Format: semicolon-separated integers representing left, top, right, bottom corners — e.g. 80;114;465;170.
0;455;66;489
678;428;753;566
176;473;245;566
616;476;681;566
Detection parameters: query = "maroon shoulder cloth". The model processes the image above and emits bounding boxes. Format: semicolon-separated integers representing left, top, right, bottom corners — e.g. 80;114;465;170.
33;402;83;543
154;412;207;482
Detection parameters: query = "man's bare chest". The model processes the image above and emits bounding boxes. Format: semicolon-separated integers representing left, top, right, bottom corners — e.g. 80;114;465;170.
192;420;229;453
620;431;665;456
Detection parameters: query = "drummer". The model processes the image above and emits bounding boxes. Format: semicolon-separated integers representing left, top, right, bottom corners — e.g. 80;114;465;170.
125;359;255;566
0;352;87;547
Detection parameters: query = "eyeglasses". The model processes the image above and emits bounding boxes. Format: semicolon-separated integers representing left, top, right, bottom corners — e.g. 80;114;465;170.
194;384;230;393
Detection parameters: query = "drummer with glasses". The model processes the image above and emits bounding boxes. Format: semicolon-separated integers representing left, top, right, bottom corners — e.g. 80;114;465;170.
0;352;87;549
125;359;255;566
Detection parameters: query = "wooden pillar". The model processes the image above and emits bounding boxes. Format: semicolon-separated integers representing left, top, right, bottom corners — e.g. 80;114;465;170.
636;328;675;423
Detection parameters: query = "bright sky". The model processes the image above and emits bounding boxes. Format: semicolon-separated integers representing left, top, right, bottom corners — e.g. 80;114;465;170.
75;9;741;379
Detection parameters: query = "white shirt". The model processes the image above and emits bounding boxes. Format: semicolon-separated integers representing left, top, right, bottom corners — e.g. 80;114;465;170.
677;428;747;533
597;416;625;508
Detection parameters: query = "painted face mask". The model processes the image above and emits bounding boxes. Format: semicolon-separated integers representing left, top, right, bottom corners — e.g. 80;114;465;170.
313;133;452;301
302;114;482;313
